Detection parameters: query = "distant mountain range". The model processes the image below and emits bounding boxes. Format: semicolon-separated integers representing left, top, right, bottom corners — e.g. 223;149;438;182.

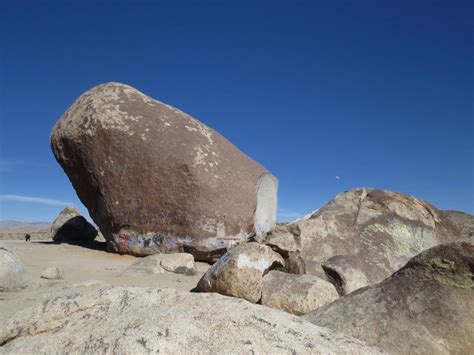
0;220;51;230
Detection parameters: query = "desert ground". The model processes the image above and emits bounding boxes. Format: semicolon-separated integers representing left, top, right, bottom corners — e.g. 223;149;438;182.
0;239;210;320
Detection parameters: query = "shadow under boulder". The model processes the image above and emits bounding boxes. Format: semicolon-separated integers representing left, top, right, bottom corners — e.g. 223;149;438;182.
51;206;98;244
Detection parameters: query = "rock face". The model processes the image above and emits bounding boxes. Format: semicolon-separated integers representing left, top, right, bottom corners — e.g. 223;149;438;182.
304;241;474;354
261;271;338;315
0;285;384;354
51;82;277;261
259;188;461;295
51;206;97;243
123;253;196;276
0;243;26;292
40;267;63;280
196;243;284;303
442;210;474;241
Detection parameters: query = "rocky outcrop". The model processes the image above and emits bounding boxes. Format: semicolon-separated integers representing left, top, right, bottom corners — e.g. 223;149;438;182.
442;210;474;241
259;188;461;294
261;271;338;315
196;243;284;303
51;83;277;261
304;241;474;355
51;206;97;243
0;284;384;354
0;243;26;292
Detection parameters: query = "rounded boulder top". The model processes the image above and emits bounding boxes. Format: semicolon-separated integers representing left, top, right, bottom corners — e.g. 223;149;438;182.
51;83;277;261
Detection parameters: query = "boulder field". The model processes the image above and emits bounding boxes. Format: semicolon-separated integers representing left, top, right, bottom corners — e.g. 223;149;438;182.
51;82;277;261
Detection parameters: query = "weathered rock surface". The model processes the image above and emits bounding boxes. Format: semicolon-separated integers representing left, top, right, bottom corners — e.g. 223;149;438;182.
0;284;384;354
40;267;63;280
122;253;196;276
51;82;277;261
0;243;26;291
159;253;196;275
442;210;474;241
304;241;474;355
261;271;338;315
260;188;462;294
196;243;284;303
51;206;97;243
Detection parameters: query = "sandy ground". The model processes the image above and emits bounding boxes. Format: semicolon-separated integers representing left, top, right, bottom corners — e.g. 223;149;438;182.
0;240;210;320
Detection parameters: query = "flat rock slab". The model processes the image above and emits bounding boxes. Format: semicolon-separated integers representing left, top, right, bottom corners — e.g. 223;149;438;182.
304;241;474;355
123;253;196;276
0;284;385;354
40;267;63;280
262;270;339;315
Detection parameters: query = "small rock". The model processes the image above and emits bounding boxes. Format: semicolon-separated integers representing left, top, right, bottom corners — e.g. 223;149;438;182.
196;243;284;303
159;253;196;275
40;267;63;280
0;242;26;291
261;271;339;315
122;255;166;275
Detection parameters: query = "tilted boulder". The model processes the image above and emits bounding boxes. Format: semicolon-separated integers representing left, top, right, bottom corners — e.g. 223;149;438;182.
51;206;97;243
0;285;384;354
259;188;461;294
51;83;277;261
196;243;284;303
261;270;338;315
0;242;26;292
40;267;63;280
304;241;474;355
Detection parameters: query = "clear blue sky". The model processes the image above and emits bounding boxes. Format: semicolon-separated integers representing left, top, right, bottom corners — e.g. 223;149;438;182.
0;1;472;222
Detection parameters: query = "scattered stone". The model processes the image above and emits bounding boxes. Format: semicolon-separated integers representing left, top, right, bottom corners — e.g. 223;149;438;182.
159;253;196;275
304;241;474;355
196;243;284;303
51;206;97;243
40;267;63;280
122;253;196;276
0;242;26;291
0;285;385;354
260;188;462;294
50;82;278;261
261;271;338;315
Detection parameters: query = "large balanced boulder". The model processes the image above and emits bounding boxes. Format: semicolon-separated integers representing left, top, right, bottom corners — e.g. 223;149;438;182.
0;285;384;354
261;270;338;315
304;241;474;354
0;243;26;292
51;206;97;243
196;242;284;303
259;188;461;294
51;83;277;261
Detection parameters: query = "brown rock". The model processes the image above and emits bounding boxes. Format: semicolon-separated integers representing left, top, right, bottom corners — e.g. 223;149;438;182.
260;188;461;294
304;241;474;354
51;206;97;243
195;242;284;303
51;83;277;261
261;271;338;315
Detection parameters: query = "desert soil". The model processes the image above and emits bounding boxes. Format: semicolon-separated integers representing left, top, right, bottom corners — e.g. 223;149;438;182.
0;240;210;320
